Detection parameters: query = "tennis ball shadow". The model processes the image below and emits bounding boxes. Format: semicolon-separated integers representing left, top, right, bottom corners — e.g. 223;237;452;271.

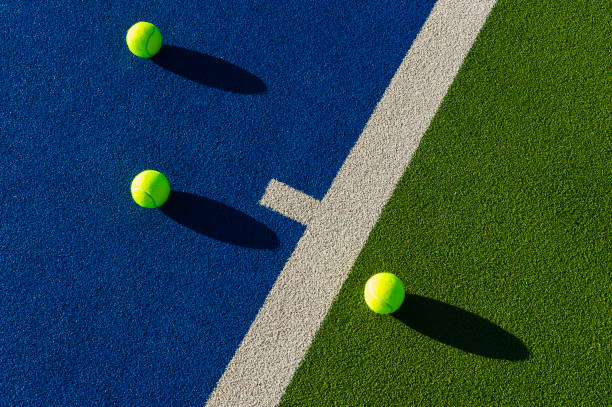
160;191;279;249
394;295;529;361
152;45;267;94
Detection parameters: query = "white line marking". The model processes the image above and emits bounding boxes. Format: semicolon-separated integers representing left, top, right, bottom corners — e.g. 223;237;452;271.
207;1;498;405
259;179;321;226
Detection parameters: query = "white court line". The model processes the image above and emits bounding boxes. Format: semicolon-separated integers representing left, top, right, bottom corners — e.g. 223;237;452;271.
206;1;498;405
259;179;321;226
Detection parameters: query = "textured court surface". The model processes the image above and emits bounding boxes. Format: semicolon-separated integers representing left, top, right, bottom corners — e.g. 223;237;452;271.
2;1;436;405
281;0;611;405
2;0;610;406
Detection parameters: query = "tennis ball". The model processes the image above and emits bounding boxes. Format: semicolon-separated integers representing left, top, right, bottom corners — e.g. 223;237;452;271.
131;170;170;208
364;273;405;314
126;22;162;58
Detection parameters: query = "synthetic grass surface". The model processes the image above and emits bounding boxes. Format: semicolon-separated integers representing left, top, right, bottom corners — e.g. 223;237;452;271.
280;0;611;405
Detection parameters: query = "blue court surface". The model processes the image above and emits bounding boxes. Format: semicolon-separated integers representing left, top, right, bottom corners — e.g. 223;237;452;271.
1;1;435;405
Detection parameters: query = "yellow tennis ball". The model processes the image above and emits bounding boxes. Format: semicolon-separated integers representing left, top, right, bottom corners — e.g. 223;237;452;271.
131;170;170;208
364;273;405;314
126;22;162;58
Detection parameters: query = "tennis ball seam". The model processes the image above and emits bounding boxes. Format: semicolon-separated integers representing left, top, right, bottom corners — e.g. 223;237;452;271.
144;28;157;57
133;187;158;207
366;283;393;313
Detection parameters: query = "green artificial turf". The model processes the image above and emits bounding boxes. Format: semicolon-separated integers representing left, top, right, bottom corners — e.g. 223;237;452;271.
281;0;611;405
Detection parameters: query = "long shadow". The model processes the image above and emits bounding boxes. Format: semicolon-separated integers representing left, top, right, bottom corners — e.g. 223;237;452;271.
394;295;529;361
161;191;279;249
152;45;267;94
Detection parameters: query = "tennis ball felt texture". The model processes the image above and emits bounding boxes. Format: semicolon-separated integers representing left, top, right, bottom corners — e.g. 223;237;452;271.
364;273;405;314
126;22;162;58
131;170;170;208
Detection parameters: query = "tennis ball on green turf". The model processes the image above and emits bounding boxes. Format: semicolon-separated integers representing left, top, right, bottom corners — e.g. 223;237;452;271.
364;273;405;314
126;22;162;58
131;170;170;208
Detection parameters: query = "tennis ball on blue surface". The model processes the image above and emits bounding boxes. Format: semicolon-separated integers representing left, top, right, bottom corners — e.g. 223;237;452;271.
364;273;405;314
131;170;170;208
126;22;162;58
